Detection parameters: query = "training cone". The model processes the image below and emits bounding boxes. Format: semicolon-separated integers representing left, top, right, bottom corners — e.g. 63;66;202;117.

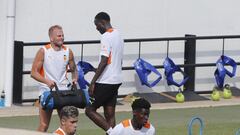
223;84;232;99
176;92;185;103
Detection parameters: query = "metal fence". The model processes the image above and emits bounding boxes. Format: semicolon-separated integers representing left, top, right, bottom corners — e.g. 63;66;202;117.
13;34;240;104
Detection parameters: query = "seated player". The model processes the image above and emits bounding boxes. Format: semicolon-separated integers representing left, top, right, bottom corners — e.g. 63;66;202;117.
110;98;155;135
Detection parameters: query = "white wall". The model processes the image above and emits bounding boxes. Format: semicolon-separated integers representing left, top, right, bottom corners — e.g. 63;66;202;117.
1;0;240;98
14;0;240;41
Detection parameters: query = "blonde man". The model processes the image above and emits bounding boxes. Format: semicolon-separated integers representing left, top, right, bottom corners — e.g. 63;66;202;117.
31;25;78;132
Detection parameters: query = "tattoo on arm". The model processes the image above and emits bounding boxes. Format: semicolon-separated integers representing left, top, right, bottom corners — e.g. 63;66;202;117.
69;49;78;81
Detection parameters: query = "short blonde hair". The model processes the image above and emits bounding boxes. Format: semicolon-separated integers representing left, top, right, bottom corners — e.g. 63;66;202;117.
48;25;62;37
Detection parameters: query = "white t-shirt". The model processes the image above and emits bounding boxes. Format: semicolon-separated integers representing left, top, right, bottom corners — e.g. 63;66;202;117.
96;28;124;84
39;44;70;95
110;119;155;135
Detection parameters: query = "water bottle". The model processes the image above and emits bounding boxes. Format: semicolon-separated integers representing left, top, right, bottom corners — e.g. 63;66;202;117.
0;90;5;108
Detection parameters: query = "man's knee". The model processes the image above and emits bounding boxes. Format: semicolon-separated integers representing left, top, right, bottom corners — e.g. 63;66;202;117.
85;107;95;117
85;108;90;116
104;106;115;118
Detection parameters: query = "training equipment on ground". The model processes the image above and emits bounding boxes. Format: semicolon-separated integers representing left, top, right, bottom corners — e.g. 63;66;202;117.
134;58;162;87
188;116;204;135
214;55;237;88
211;89;220;101
223;84;232;99
163;57;189;87
176;92;185;103
40;84;90;110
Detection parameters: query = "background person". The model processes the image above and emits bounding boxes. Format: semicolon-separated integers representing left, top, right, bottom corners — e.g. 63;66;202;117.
85;12;124;135
54;106;79;135
31;25;78;132
110;98;155;135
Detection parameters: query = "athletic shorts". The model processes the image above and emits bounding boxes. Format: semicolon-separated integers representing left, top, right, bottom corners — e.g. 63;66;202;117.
91;83;121;109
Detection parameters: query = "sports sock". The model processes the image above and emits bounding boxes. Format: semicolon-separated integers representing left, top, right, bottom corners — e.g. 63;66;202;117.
106;127;113;135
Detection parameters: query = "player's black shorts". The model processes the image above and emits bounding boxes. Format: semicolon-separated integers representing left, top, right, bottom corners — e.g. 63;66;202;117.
91;83;121;109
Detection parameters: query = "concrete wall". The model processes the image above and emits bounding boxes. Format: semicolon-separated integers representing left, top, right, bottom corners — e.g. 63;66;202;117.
1;0;240;99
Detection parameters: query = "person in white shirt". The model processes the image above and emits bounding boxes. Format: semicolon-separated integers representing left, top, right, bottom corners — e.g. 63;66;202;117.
54;106;79;135
110;98;155;135
85;12;124;135
31;25;78;132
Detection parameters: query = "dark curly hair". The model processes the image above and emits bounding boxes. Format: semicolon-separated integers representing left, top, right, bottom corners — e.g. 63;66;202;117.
131;98;151;111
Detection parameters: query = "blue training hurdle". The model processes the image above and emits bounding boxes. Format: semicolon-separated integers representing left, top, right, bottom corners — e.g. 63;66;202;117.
188;117;204;135
236;129;240;135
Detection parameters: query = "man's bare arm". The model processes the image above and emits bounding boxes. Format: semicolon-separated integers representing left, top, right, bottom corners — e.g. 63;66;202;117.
69;49;78;84
88;56;108;95
31;48;55;89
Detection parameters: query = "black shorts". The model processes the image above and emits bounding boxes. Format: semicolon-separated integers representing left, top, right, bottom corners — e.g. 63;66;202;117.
91;83;121;109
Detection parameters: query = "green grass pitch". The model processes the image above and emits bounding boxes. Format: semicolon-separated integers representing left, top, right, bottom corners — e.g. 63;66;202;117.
0;105;239;135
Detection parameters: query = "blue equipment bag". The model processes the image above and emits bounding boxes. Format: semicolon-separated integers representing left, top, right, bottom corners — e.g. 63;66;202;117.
214;60;226;88
133;58;162;87
163;57;189;87
40;84;89;110
77;61;95;89
214;55;237;88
